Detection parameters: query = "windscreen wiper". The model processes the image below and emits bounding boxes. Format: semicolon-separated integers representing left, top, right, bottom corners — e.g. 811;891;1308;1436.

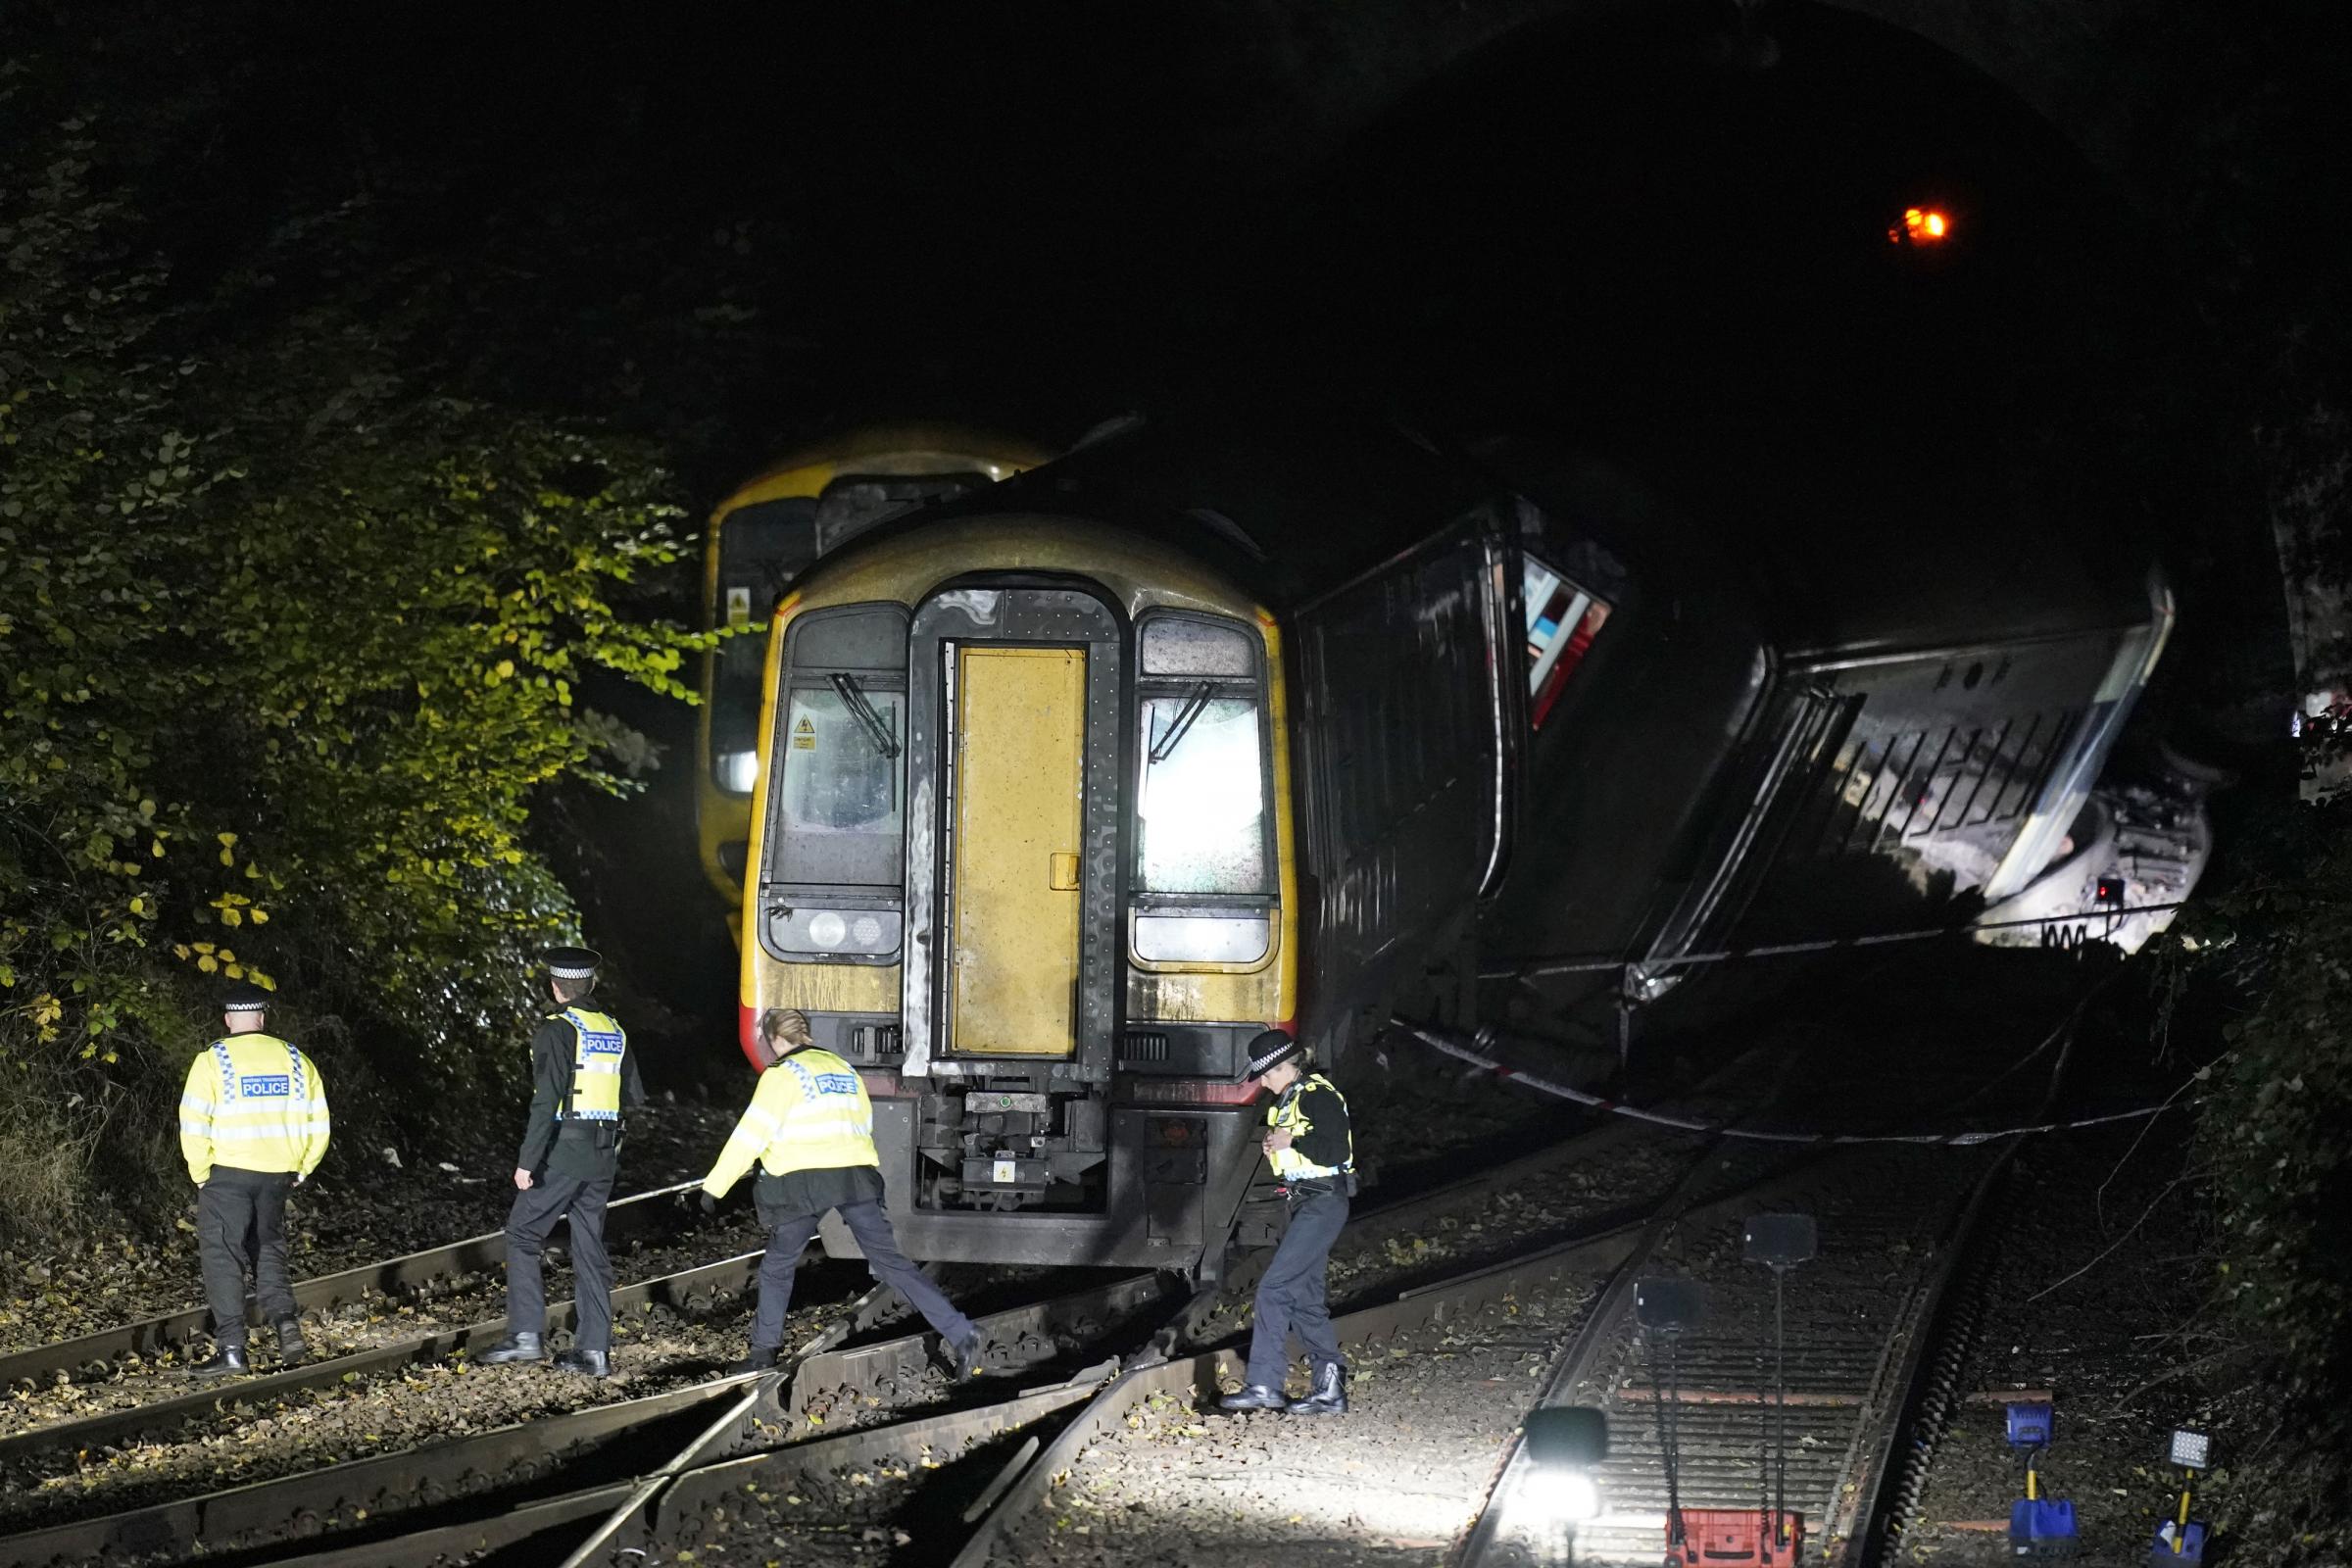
1148;681;1216;764
828;673;902;760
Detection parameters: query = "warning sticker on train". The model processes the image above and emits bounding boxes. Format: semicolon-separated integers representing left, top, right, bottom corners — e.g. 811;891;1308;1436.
793;716;816;751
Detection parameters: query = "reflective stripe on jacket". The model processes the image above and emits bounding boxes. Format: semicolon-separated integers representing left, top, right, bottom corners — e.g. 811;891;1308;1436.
180;1034;331;1183
702;1048;878;1197
559;1007;628;1123
1266;1072;1353;1181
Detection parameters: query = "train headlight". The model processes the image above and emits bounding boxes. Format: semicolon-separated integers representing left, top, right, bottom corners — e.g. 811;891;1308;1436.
770;906;903;957
716;749;760;795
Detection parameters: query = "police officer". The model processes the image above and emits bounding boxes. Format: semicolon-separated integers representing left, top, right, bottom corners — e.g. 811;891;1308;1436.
703;1006;983;1380
480;946;644;1377
1220;1029;1354;1416
178;982;331;1377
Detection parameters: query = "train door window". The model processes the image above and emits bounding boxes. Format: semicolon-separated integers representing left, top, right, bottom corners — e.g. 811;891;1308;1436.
1523;554;1612;728
1134;614;1271;898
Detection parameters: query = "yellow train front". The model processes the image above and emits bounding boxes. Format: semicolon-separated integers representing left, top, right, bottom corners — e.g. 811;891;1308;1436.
738;511;1297;1270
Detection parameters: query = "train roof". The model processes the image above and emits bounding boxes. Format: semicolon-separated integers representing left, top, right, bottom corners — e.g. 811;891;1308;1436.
825;407;2161;654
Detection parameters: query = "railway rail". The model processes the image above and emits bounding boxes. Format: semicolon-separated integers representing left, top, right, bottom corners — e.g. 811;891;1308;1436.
0;1179;705;1392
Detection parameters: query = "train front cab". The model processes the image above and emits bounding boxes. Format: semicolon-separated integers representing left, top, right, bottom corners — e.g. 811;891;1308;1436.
738;515;1296;1272
696;429;1049;938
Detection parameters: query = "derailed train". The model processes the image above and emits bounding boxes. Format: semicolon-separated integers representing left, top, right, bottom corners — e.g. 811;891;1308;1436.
731;412;2170;1272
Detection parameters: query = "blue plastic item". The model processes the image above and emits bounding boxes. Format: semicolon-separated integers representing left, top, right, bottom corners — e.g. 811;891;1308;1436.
2006;1402;2055;1447
2009;1497;2080;1557
2147;1519;2208;1565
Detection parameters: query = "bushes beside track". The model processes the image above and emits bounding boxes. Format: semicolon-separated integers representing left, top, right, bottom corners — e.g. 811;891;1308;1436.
0;58;703;1245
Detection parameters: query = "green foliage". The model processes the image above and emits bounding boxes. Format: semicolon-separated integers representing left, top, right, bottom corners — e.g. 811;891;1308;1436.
0;86;704;1237
2177;796;2352;1442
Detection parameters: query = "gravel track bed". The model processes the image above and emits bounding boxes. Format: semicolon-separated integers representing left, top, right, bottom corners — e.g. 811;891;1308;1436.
0;1221;741;1437
1900;1124;2218;1567
989;1274;1612;1568
1186;1131;1707;1350
0;1288;846;1535
0;1101;737;1354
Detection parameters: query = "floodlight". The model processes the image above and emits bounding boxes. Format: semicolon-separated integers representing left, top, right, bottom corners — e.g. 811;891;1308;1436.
1519;1406;1608;1529
2168;1430;2210;1471
1635;1277;1705;1334
2006;1402;2054;1448
1743;1214;1817;1269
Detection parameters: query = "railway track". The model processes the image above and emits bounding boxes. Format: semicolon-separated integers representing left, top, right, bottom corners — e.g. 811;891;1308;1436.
0;1180;706;1394
0;1094;1726;1567
1455;1146;2014;1568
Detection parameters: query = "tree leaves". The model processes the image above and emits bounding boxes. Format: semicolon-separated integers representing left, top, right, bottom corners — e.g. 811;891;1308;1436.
0;71;703;1241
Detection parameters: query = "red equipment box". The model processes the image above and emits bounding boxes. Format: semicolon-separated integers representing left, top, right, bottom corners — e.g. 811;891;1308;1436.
1671;1507;1805;1568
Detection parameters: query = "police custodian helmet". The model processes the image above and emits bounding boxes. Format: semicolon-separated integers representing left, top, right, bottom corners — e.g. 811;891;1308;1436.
544;946;603;981
1242;1029;1302;1081
222;981;271;1015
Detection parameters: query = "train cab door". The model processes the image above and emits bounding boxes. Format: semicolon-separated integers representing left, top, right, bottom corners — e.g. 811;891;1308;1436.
901;585;1122;1087
946;644;1086;1055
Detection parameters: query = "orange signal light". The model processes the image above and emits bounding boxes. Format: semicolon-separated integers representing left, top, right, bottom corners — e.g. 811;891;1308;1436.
1890;207;1953;246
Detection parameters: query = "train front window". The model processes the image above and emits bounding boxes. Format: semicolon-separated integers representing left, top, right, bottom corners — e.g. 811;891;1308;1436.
1138;695;1266;894
763;605;912;891
709;496;818;791
774;687;905;883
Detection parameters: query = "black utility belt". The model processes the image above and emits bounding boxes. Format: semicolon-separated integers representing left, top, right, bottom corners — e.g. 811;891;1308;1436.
1282;1174;1356;1199
557;1121;625;1145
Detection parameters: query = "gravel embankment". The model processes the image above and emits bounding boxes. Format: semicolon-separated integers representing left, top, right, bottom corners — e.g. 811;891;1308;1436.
1903;1123;2222;1567
0;1099;739;1354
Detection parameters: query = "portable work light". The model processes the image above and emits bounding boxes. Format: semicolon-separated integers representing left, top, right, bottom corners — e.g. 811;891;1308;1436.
1522;1405;1608;1525
2167;1430;2210;1471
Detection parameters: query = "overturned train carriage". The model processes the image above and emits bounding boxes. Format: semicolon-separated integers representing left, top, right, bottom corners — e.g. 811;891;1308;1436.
735;416;2170;1271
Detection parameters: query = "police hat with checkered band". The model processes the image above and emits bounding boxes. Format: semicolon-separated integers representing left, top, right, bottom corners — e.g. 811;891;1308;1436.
543;946;603;981
1241;1029;1303;1081
222;981;271;1015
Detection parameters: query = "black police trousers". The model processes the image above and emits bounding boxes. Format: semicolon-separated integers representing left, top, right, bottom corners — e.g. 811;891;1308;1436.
503;1173;614;1353
1244;1185;1349;1389
197;1167;297;1349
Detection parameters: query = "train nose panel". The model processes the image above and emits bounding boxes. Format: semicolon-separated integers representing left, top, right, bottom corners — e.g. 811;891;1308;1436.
946;644;1087;1057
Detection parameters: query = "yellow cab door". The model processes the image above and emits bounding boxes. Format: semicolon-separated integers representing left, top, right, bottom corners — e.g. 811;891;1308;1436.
948;645;1086;1056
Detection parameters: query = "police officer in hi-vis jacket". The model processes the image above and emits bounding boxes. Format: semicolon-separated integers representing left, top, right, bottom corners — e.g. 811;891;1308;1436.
703;1006;984;1380
481;946;644;1378
178;982;331;1377
1220;1029;1355;1416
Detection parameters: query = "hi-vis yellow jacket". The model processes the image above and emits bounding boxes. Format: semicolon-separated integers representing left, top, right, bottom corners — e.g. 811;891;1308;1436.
702;1048;878;1197
180;1034;331;1184
1266;1071;1354;1182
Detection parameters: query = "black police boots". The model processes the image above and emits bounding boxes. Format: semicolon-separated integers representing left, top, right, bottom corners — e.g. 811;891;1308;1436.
1288;1362;1348;1416
731;1346;780;1375
1218;1384;1288;1412
553;1347;610;1378
478;1332;545;1365
275;1317;307;1367
184;1344;249;1378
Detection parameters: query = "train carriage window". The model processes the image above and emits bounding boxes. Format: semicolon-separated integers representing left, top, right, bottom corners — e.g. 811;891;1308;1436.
1523;555;1612;728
